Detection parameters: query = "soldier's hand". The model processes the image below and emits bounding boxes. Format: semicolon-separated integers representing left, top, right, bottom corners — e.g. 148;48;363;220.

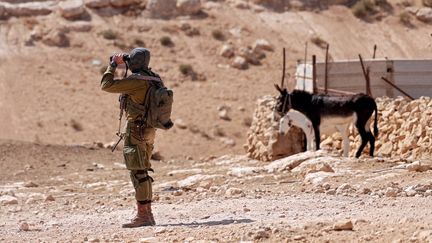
112;53;125;65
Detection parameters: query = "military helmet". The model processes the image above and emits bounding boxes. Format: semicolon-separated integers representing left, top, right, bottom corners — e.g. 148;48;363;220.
128;47;151;72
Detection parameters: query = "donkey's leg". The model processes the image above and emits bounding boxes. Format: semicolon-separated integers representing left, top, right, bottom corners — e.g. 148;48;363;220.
364;118;376;157
355;122;369;158
313;125;320;150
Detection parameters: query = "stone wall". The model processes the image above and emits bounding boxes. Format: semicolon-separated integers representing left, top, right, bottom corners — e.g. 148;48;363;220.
245;96;305;162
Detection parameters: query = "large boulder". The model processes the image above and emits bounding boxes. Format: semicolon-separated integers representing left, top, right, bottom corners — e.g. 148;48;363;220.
110;0;139;8
176;0;201;15
424;0;432;7
84;0;110;8
146;0;177;18
246;96;305;162
1;1;55;17
42;29;70;47
416;7;432;22
58;0;86;19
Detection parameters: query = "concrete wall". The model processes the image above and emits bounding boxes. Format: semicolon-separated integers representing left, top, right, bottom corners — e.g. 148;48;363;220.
304;59;432;98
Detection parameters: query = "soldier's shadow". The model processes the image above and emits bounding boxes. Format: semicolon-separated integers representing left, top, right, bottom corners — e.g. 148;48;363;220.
158;218;254;227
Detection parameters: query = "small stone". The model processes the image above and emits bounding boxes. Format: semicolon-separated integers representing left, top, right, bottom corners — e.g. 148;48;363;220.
172;190;183;196
220;44;234;58
416;7;432;22
293;235;305;240
243;207;251;212
176;0;201;15
111;0;138;8
225;187;242;196
58;0;86;19
45;195;55;202
19;222;30;231
252;39;273;52
385;187;398;197
333;220;353;231
88;238;100;243
154;227;166;234
0;195;18;205
24;181;39;188
231;56;248;70
254;230;270;240
175;119;188;129
218;109;231;121
151;151;164;161
85;0;110;8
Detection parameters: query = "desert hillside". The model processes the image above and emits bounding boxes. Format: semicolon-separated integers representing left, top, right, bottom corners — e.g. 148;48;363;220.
0;0;431;159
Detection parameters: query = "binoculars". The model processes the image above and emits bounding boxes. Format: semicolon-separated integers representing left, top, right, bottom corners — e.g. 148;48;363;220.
110;53;131;63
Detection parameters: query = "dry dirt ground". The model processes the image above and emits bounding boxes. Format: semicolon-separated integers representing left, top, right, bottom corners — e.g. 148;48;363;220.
1;141;432;242
1;0;432;242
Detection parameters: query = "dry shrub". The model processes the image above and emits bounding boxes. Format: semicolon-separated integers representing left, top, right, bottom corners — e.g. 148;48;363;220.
160;36;173;46
134;38;145;46
310;35;328;49
70;119;83;132
399;11;412;26
101;29;117;40
352;0;375;18
211;30;225;41
179;64;193;75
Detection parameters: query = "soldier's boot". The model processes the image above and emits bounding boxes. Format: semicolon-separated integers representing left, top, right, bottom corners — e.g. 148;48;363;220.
122;202;155;228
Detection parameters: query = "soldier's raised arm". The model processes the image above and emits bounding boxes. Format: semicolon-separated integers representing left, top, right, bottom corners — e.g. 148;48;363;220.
100;54;148;93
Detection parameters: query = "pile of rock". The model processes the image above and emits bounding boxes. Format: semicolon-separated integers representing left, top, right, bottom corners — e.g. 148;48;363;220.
245;96;304;162
220;39;273;70
318;96;431;159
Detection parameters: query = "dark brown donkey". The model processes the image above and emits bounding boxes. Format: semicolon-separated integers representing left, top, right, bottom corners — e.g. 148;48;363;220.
274;85;378;158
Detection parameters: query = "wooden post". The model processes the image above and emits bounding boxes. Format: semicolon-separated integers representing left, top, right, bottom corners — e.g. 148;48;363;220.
359;54;372;96
373;44;377;59
381;77;414;100
303;42;308;90
281;48;286;88
312;55;317;94
324;44;329;94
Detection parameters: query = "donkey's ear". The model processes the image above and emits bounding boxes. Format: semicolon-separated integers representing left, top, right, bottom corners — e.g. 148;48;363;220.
274;84;282;93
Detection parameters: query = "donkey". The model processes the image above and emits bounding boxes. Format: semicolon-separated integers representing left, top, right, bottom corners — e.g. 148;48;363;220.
274;85;378;158
279;110;316;152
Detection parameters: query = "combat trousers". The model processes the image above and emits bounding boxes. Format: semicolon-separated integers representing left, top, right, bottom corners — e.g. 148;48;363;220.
124;121;156;202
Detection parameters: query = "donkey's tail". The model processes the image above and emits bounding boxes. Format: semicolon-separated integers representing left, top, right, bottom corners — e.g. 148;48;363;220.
373;102;379;137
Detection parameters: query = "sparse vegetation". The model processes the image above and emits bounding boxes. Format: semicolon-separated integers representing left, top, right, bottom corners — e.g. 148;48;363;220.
211;30;225;41
179;64;193;75
70;119;83;132
399;11;412;26
351;0;390;19
134;38;145;46
160;36;173;46
310;35;328;49
101;29;117;40
352;0;375;18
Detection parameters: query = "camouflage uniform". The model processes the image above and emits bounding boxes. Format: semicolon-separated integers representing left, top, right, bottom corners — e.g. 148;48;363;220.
101;48;158;227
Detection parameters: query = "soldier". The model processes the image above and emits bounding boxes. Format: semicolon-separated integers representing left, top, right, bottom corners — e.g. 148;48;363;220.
100;47;160;228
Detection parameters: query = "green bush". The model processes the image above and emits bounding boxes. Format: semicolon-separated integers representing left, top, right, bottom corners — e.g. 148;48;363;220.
211;30;224;41
399;11;412;26
134;38;145;46
160;36;173;46
101;29;117;40
352;0;376;18
179;64;193;75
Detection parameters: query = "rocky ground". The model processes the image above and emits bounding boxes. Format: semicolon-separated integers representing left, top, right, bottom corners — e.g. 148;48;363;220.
1;140;432;242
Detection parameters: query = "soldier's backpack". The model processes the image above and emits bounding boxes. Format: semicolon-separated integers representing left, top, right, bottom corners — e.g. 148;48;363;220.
122;74;174;130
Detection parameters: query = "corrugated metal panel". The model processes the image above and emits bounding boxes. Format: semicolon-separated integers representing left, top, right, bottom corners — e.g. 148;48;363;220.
302;59;432;98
